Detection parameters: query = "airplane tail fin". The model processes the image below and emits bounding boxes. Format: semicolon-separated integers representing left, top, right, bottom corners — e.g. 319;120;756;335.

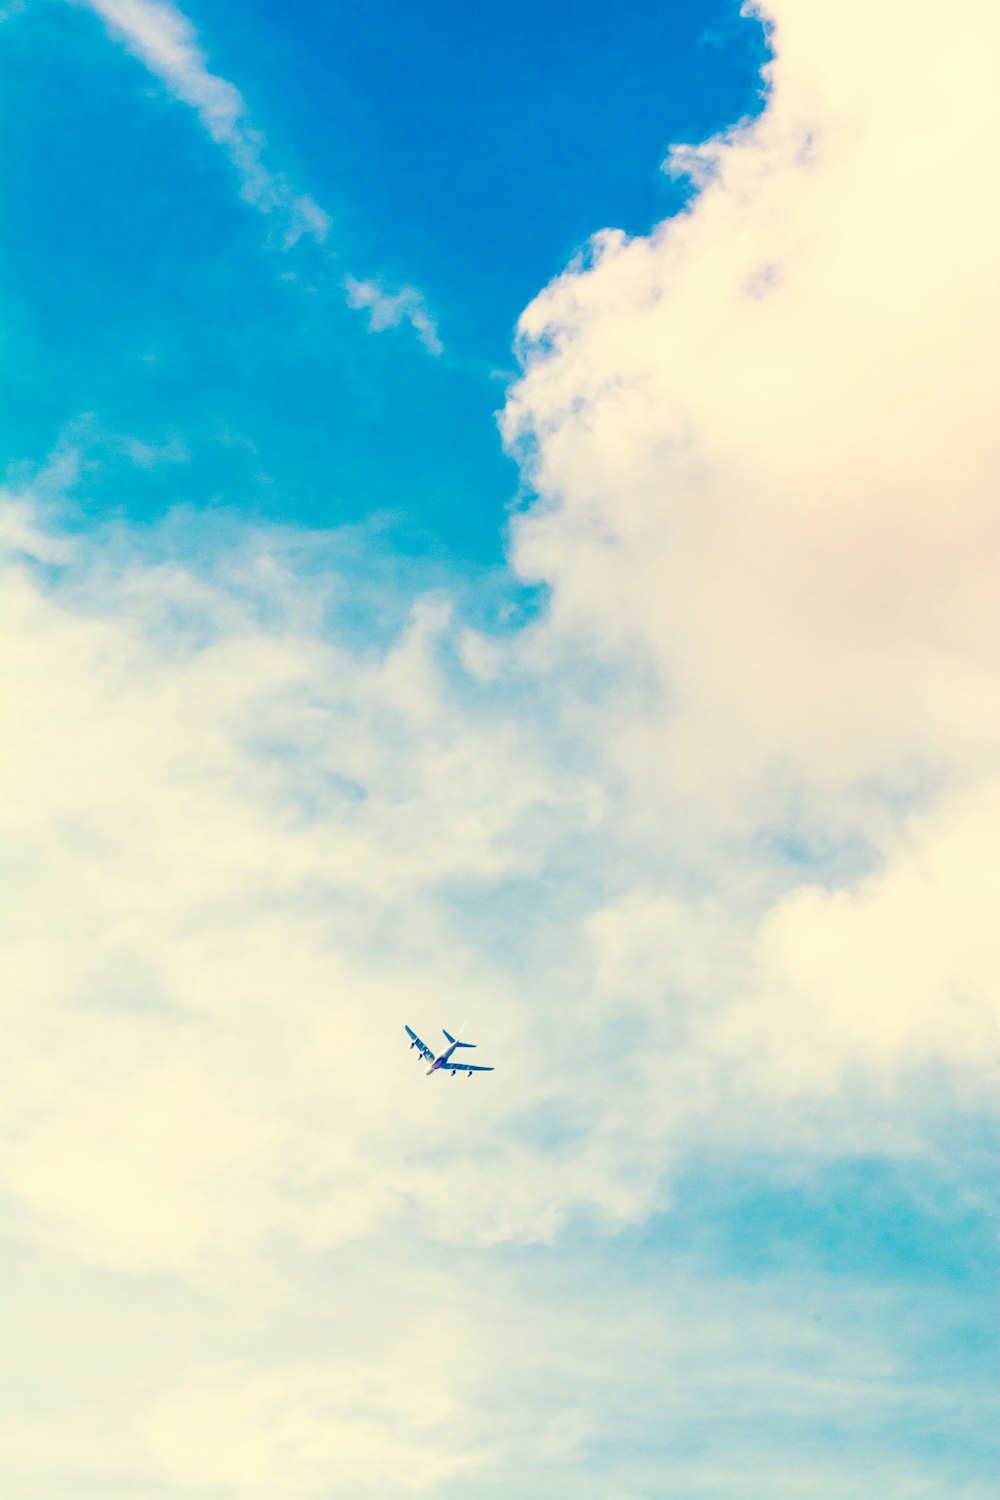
443;1029;476;1048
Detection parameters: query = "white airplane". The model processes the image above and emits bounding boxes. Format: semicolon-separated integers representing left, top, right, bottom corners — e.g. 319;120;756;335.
405;1025;494;1078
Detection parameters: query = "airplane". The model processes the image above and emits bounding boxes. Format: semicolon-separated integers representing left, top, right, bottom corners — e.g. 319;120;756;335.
405;1025;494;1078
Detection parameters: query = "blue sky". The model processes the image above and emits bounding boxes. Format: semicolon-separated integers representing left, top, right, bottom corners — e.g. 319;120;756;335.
2;1;998;1496
3;0;766;556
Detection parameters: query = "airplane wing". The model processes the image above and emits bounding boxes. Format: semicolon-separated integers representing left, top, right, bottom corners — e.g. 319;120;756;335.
446;1063;494;1074
405;1025;434;1062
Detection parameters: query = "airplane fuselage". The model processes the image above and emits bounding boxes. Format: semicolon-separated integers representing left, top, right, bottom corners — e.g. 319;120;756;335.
426;1041;461;1076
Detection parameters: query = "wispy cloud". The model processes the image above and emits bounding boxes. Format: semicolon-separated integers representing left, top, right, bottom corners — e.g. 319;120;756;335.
345;276;444;357
80;0;329;241
76;0;443;347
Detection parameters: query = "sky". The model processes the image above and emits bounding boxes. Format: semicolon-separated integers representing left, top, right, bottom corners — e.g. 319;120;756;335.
1;1;998;1497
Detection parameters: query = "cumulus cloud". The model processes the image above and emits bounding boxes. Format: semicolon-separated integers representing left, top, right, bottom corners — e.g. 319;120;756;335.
496;0;1000;1120
505;0;1000;842
725;781;1000;1096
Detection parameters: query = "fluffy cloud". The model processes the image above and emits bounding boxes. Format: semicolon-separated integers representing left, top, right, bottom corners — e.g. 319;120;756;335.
730;780;1000;1096
494;0;1000;1132
0;503;611;1274
505;0;1000;843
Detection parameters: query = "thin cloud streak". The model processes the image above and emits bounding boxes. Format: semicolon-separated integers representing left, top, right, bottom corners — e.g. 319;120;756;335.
76;0;443;349
80;0;328;237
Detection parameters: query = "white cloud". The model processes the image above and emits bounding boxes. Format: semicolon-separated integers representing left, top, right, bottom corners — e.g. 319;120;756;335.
2;1227;984;1500
143;1359;481;1494
721;780;1000;1097
2;399;994;1296
345;276;444;357
495;0;1000;1118
0;495;614;1275
0;454;992;1495
504;0;1000;848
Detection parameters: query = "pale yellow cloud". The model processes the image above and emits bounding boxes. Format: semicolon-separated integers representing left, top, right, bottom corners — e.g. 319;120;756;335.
505;0;1000;844
143;1357;484;1494
718;779;1000;1096
497;0;1000;1121
0;504;617;1276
